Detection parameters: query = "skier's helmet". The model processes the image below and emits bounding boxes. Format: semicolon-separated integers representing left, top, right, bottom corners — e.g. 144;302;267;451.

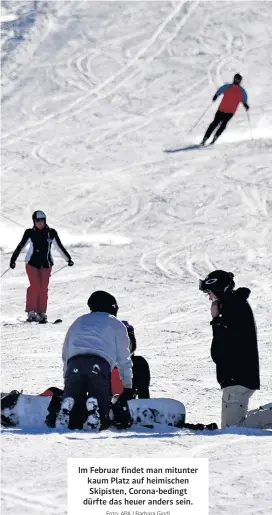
32;210;46;223
199;270;235;296
122;320;137;354
233;73;242;85
87;290;119;316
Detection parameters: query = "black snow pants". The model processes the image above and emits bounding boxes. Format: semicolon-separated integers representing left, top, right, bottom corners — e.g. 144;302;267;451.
63;354;112;428
204;110;234;140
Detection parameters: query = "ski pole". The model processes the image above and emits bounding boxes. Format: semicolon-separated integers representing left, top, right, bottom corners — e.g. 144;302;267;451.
1;268;10;278
188;104;211;133
247;111;253;140
51;264;68;276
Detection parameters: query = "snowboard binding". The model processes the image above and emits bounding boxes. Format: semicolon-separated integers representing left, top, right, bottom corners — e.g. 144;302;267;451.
1;390;21;427
55;397;75;429
84;397;101;431
110;395;133;429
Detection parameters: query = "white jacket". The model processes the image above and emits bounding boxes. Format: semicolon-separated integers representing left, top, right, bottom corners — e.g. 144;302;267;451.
62;312;132;388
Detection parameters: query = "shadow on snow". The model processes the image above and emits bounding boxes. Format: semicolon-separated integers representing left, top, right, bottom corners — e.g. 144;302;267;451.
1;425;271;438
164;145;203;153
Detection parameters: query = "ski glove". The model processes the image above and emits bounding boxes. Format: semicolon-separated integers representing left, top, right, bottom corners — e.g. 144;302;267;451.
212;94;218;102
243;102;250;111
210;315;222;326
67;259;74;266
10;261;16;269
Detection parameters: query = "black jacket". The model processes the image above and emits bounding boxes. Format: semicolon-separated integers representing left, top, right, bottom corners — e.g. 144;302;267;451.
210;288;260;390
10;225;71;269
132;355;150;398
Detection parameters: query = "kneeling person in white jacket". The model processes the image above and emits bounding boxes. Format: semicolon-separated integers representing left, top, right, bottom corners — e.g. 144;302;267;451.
56;290;133;430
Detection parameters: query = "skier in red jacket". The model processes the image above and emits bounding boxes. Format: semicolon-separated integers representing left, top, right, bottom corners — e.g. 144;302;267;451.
201;73;249;146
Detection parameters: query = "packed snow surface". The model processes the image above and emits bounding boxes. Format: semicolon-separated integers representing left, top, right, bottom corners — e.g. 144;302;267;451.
1;2;272;514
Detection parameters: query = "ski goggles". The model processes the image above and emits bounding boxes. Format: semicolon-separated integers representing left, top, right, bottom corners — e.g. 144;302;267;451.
199;277;220;293
199;282;214;295
199;279;209;292
35;218;46;222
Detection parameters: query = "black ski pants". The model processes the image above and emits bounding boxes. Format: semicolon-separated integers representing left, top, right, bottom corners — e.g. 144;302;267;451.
63;354;112;428
204;110;234;140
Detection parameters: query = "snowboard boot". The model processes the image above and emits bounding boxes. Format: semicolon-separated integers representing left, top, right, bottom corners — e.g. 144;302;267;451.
44;391;62;428
205;422;218;430
210;134;218;145
184;422;218;431
1;390;20;410
55;397;75;429
27;310;38;322
84;397;101;431
111;396;133;429
200;136;208;146
45;411;57;428
1;390;20;427
37;312;48;324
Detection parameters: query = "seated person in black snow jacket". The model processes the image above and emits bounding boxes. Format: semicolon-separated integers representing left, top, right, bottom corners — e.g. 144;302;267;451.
9;210;74;323
199;270;260;428
111;321;151;399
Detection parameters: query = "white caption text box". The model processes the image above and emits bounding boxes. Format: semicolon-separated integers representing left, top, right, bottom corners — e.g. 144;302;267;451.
68;458;208;515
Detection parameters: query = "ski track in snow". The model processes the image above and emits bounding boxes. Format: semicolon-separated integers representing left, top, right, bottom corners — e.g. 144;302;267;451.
1;2;272;515
1;1;188;147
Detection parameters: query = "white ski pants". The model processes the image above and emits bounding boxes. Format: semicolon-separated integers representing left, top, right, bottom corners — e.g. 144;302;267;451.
221;385;255;428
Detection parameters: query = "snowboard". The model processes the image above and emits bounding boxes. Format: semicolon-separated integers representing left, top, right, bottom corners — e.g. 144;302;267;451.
1;391;185;430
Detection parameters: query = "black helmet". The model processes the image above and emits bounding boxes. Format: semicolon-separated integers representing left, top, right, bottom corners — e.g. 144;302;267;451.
122;320;137;354
32;210;46;223
233;73;242;84
199;270;235;296
87;290;119;316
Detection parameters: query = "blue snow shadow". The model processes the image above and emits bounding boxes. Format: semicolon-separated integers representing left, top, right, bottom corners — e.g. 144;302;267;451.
1;424;183;438
1;9;37;67
164;145;203;153
1;425;271;439
100;426;272;440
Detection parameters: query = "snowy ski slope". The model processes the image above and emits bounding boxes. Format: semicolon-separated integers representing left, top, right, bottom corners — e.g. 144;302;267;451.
1;1;272;514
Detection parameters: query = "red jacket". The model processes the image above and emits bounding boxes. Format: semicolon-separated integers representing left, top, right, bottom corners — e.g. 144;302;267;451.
215;83;248;114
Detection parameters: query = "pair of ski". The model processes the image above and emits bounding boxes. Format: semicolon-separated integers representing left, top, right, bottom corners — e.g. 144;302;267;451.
3;318;63;326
